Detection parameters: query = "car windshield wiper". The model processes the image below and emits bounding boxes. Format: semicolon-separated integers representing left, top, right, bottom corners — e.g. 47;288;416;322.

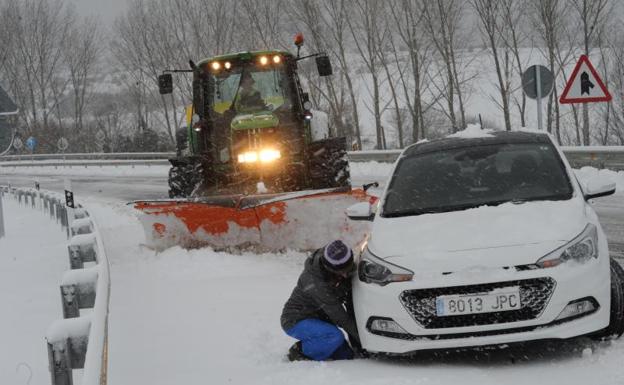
383;203;487;218
383;193;572;218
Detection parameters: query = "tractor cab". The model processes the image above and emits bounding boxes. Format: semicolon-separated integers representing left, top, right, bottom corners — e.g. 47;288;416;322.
158;35;345;198
192;51;305;171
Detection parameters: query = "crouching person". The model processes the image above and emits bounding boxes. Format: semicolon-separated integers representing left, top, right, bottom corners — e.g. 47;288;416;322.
281;240;362;361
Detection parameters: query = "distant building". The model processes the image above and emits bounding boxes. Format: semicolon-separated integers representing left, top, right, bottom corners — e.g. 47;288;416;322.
0;85;18;154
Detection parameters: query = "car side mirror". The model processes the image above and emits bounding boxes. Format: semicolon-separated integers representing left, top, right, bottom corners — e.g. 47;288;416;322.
316;55;333;77
158;73;173;95
584;176;616;200
346;202;375;221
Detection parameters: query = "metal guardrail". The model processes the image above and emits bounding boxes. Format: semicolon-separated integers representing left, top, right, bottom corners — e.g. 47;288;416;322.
0;152;175;161
1;146;624;170
3;187;110;385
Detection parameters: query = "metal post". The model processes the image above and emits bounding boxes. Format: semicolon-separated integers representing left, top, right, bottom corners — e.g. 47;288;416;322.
536;65;543;131
0;190;4;239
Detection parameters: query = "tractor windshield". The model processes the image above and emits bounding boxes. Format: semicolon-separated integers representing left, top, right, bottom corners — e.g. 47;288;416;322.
210;64;293;115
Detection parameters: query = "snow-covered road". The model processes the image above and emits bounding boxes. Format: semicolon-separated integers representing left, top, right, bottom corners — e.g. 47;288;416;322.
83;199;624;385
3;163;624;384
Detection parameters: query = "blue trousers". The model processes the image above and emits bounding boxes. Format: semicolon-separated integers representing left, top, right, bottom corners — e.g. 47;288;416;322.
286;319;353;361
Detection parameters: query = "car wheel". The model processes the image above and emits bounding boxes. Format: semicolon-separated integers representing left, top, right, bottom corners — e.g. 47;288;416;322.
592;258;624;340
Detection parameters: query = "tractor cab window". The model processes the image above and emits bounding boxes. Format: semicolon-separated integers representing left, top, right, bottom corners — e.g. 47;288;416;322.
209;64;293;115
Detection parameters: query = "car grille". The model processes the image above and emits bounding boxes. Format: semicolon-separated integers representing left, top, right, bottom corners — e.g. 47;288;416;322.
399;278;556;329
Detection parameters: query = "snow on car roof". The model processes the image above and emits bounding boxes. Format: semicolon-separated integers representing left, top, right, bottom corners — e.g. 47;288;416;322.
403;129;551;157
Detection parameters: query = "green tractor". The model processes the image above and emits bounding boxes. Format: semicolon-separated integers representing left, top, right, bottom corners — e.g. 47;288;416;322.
159;36;350;198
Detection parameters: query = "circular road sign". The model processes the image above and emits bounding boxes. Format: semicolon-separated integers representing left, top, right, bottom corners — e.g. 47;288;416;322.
522;65;554;100
12;137;23;150
25;136;37;151
57;137;69;152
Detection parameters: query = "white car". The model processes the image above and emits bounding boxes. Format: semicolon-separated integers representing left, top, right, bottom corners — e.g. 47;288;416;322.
347;131;624;354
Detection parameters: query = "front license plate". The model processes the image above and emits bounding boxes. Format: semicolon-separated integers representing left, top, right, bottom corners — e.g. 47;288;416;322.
436;287;521;317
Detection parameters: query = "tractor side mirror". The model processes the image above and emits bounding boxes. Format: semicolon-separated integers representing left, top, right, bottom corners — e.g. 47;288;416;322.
158;73;173;94
316;55;333;77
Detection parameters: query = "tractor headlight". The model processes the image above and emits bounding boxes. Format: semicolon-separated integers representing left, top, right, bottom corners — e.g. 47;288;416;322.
259;149;281;162
358;247;413;286
536;224;599;268
238;151;258;163
237;149;281;164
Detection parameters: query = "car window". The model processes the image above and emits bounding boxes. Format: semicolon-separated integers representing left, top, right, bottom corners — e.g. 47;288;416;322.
382;142;573;217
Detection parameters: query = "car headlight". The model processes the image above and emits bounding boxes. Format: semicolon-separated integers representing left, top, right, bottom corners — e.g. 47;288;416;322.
536;224;599;268
358;247;413;286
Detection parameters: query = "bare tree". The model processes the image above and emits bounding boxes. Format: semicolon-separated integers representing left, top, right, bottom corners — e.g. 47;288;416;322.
0;0;74;131
472;0;513;131
499;0;529;128
531;0;568;142
319;0;363;148
420;0;467;132
64;17;102;135
388;0;429;141
569;0;613;145
345;0;388;148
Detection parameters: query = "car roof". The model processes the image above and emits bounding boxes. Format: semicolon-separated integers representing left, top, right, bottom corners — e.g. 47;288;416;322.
403;131;552;157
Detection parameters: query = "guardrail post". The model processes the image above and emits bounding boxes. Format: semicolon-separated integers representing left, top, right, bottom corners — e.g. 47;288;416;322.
70;218;93;236
60;285;80;319
46;317;90;384
47;339;73;385
60;268;98;318
68;234;97;269
0;187;4;239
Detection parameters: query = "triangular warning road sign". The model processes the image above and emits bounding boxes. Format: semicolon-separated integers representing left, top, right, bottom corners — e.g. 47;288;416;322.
560;55;612;104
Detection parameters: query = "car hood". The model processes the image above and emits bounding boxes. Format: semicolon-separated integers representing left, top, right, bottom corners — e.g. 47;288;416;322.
369;198;588;272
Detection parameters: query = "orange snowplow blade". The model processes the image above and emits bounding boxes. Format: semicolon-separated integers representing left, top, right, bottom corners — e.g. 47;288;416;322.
132;188;377;251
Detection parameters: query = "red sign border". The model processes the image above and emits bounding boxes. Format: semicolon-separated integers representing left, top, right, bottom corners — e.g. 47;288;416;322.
559;54;612;104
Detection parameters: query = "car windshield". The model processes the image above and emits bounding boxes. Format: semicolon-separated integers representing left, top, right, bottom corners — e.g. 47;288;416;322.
382;142;574;217
210;64;292;114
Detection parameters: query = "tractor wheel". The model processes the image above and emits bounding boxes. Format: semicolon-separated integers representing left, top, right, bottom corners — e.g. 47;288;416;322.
592;258;624;340
168;160;204;198
308;137;351;190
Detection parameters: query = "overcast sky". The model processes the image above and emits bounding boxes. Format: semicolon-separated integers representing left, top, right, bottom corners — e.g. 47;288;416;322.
72;0;127;24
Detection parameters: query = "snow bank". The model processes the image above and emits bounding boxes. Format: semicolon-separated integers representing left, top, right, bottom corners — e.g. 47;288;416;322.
68;233;97;246
46;316;92;343
349;161;394;183
61;266;99;286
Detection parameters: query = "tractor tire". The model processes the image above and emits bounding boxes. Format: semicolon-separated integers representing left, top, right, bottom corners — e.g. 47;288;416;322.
168;160;204;198
308;137;351;190
592;258;624;340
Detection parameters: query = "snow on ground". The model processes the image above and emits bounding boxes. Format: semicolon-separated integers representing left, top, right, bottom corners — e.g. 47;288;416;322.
0;196;69;384
78;198;624;385
4;161;624;384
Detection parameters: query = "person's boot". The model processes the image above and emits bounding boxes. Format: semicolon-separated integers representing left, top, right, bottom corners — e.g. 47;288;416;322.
329;341;354;360
287;341;311;362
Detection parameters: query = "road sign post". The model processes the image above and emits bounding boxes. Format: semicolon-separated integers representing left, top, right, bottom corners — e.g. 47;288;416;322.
0;189;4;239
522;65;553;131
536;66;543;131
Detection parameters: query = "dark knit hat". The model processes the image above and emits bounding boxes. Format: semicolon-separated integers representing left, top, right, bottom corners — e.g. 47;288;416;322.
321;240;354;274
